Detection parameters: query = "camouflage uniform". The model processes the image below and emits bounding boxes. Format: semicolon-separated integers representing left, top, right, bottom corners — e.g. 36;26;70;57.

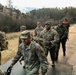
56;22;68;59
63;22;70;39
40;25;59;66
63;22;70;31
18;26;26;68
0;31;4;65
9;31;48;75
34;26;43;37
34;22;43;37
0;31;8;50
18;25;26;46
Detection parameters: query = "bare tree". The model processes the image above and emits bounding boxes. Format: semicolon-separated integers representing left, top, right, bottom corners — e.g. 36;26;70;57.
7;0;13;8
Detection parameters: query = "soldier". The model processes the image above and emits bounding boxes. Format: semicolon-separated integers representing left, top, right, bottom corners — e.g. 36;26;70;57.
63;19;70;40
18;25;26;68
0;69;11;75
18;25;26;45
34;22;43;37
55;21;68;61
0;31;8;50
7;30;48;75
40;21;59;67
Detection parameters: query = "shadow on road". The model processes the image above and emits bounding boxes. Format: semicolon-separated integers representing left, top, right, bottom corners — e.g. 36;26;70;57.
46;63;73;75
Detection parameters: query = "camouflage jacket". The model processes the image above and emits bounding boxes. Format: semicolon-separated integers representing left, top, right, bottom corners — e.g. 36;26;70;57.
34;26;43;37
62;22;70;31
11;41;48;74
40;29;59;49
18;35;22;46
56;25;68;40
0;31;6;41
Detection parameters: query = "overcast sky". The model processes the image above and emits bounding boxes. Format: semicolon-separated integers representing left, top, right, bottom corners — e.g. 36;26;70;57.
0;0;76;12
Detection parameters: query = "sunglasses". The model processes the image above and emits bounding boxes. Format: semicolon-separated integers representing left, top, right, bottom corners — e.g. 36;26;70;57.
45;23;50;25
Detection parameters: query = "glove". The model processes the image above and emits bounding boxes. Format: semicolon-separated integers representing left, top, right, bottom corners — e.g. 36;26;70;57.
6;66;12;75
44;41;52;46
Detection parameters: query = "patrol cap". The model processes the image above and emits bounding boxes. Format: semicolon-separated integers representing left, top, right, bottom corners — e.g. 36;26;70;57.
20;25;26;30
20;30;30;39
45;21;51;25
37;22;41;25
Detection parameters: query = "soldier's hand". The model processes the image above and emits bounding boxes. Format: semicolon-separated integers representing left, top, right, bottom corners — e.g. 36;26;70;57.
44;41;52;46
6;66;12;75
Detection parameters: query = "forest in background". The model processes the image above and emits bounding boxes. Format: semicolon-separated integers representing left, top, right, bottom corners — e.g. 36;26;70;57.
0;3;76;33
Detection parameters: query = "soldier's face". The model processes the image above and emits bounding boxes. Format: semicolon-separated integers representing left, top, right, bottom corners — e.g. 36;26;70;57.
22;37;31;45
45;25;51;30
20;29;25;32
58;23;62;26
37;24;41;28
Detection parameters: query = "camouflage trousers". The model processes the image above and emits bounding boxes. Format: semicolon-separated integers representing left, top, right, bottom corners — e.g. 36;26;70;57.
24;66;40;75
44;46;56;63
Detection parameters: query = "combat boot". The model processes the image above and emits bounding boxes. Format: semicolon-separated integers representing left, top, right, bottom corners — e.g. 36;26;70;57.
63;52;66;56
52;61;55;68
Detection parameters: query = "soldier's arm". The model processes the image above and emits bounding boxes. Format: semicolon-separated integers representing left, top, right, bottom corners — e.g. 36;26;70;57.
34;29;37;36
50;30;59;46
18;36;22;47
19;56;24;65
61;27;68;40
6;46;22;75
10;46;22;67
35;43;48;74
68;23;70;28
39;30;44;38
